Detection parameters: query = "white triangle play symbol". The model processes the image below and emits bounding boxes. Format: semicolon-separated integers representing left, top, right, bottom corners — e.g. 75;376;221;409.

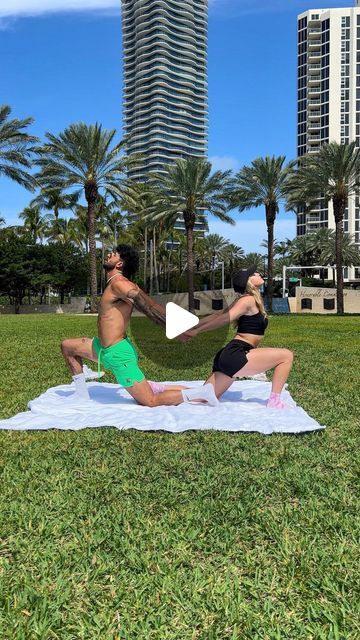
166;302;199;340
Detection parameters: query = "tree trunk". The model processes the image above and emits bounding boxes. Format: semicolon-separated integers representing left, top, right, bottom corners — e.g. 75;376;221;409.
85;183;98;312
153;228;160;294
101;241;105;293
149;238;153;296
333;195;346;314
167;246;173;292
144;226;148;292
266;203;276;313
14;292;20;314
185;211;195;312
54;206;59;239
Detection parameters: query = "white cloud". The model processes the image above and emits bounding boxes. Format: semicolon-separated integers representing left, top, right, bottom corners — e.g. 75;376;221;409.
0;0;120;18
209;155;239;172
208;217;296;253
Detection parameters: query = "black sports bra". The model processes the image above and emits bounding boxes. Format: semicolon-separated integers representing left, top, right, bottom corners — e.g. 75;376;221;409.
237;312;268;336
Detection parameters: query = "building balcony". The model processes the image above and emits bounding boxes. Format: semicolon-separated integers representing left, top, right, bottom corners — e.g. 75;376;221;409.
308;110;321;117
305;223;322;233
308;86;321;95
307;145;321;153
308;134;321;142
308;75;321;83
308;39;321;47
308;98;321;106
308;63;321;71
308;27;322;34
308;123;321;131
308;51;321;61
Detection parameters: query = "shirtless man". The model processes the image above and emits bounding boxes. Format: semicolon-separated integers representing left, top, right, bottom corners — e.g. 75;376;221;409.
61;244;218;407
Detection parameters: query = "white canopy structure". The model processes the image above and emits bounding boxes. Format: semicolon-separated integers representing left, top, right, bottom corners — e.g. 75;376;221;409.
282;265;335;297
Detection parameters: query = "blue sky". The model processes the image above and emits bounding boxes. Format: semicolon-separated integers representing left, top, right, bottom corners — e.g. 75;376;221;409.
0;0;353;252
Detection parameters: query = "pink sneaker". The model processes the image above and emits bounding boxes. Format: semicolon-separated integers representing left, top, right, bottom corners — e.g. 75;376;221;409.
148;381;166;395
267;392;291;410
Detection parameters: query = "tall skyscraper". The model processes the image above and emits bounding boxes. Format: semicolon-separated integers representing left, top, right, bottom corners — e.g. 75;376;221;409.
121;0;208;184
297;2;360;282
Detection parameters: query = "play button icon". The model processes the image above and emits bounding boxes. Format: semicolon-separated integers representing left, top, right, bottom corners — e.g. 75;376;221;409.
165;302;199;340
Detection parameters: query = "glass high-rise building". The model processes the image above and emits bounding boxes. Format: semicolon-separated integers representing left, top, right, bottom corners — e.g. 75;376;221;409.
297;2;360;283
121;0;208;183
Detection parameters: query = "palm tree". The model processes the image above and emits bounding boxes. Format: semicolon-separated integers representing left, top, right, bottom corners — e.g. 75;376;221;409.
30;188;79;239
0;216;5;226
242;252;266;272
70;205;89;252
286;142;360;313
306;228;360;278
222;243;245;286
98;204;125;248
274;239;292;260
231;156;294;311
287;235;315;279
121;181;161;291
35;123;134;311
0;105;38;192
146;157;234;311
95;195;125;292
18;206;48;243
319;230;360;268
201;233;229;289
52;218;81;246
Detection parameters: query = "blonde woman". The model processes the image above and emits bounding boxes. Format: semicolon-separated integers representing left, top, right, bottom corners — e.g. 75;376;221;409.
185;266;294;409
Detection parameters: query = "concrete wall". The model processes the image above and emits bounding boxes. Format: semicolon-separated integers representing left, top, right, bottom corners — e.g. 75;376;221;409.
295;286;360;313
0;291;237;316
131;289;236;317
5;288;357;316
0;297;87;315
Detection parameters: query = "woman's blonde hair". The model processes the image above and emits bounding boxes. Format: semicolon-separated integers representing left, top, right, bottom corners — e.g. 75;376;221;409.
240;280;267;317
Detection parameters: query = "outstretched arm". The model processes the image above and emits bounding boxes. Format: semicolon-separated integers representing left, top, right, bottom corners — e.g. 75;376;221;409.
126;286;166;328
186;298;252;336
112;277;166;327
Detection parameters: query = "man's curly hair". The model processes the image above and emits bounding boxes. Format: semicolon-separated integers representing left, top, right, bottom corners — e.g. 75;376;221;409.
116;244;139;279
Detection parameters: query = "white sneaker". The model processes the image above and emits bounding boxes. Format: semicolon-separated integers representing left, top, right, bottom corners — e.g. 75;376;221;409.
83;364;104;380
182;383;219;407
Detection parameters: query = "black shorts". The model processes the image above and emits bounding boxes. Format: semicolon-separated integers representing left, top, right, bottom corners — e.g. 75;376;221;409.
212;340;254;378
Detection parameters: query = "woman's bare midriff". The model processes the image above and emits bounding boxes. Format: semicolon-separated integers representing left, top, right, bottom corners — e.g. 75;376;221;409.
234;333;263;348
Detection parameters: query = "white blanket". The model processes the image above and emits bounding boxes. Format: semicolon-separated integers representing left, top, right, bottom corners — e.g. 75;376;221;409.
0;381;324;434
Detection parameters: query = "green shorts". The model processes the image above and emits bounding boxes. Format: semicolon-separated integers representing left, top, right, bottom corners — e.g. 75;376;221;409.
92;336;145;388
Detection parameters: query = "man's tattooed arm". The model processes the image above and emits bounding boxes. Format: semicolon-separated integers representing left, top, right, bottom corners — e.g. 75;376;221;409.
126;287;166;328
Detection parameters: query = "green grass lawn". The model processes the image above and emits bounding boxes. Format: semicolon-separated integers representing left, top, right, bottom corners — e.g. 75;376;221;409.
0;314;359;639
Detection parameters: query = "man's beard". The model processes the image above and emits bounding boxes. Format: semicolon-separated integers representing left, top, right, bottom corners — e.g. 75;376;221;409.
103;262;114;272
